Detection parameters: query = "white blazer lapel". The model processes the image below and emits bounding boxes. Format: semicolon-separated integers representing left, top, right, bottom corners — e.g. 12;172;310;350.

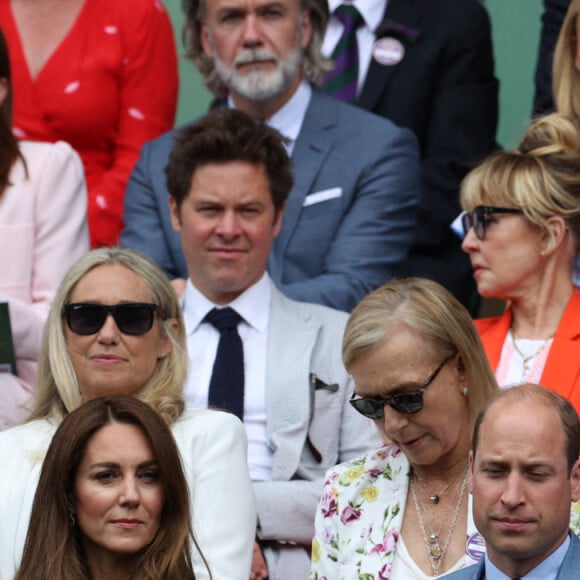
265;285;322;481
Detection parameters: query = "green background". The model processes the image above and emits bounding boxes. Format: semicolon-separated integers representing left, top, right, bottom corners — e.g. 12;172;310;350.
164;0;544;148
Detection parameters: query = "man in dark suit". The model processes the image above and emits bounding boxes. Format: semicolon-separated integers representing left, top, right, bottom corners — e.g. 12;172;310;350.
445;384;580;579
322;0;498;307
120;0;420;313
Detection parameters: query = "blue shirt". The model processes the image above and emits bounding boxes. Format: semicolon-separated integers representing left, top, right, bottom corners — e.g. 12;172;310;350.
485;533;570;580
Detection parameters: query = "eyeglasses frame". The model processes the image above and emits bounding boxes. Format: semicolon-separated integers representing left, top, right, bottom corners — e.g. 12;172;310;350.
349;352;458;419
63;302;167;336
461;205;524;241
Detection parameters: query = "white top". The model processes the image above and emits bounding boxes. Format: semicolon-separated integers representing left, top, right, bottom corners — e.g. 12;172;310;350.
495;331;553;388
0;409;256;580
183;273;273;481
392;534;472;579
322;0;389;95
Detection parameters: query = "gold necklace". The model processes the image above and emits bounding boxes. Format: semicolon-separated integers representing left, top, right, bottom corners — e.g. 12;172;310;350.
510;331;553;376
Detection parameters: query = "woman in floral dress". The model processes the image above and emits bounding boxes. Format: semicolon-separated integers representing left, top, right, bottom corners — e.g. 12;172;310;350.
310;278;498;580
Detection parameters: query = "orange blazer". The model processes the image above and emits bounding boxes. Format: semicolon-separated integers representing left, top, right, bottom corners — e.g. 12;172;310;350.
475;289;580;414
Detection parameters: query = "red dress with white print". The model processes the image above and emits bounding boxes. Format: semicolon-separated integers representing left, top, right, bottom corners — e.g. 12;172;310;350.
0;0;178;247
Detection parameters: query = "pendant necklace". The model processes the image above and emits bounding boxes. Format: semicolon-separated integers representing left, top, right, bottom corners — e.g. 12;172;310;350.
412;462;466;505
410;468;468;576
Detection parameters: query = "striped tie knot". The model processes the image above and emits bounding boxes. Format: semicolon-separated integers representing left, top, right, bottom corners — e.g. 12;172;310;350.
322;3;364;102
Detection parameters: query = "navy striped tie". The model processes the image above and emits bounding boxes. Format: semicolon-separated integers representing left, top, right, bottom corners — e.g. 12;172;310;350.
322;4;364;102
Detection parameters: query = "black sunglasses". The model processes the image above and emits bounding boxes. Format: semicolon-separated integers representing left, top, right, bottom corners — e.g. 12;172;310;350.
63;302;166;336
461;205;523;241
350;352;457;418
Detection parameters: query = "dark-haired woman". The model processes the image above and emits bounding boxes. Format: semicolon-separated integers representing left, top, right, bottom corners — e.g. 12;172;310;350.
16;395;199;579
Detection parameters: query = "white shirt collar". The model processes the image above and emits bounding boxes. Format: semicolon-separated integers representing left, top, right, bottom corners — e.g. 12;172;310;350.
182;273;271;334
227;80;311;154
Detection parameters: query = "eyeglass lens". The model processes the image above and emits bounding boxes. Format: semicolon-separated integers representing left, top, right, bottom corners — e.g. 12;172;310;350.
64;303;161;335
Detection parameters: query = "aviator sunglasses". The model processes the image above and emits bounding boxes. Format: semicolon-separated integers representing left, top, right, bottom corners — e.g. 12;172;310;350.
461;205;523;241
63;302;167;336
349;352;457;419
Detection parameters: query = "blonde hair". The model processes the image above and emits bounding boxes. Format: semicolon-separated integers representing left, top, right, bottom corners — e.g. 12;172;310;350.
460;113;580;249
31;248;188;425
553;0;580;117
343;278;498;431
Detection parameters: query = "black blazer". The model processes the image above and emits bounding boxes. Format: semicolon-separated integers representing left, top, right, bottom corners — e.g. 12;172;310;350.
354;0;498;305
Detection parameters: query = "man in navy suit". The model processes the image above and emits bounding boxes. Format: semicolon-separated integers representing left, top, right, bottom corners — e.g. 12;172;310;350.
322;0;498;307
445;384;580;580
120;0;420;313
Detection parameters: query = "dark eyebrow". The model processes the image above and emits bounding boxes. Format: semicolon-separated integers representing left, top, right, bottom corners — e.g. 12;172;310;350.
90;460;158;470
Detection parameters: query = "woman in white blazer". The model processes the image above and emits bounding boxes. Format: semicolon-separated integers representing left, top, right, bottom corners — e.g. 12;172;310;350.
0;247;256;580
0;29;89;428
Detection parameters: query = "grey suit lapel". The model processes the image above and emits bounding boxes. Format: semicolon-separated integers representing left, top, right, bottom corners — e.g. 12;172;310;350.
265;284;322;480
358;0;422;111
271;91;338;267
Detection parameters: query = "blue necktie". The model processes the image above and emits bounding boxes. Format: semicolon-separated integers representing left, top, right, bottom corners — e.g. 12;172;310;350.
205;307;245;421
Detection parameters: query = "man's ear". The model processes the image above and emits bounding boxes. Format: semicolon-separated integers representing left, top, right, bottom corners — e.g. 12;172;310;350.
300;9;312;50
272;202;286;238
169;196;182;233
468;449;475;494
200;20;213;58
570;457;580;502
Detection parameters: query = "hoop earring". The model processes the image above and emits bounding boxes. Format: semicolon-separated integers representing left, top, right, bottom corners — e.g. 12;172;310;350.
67;504;76;527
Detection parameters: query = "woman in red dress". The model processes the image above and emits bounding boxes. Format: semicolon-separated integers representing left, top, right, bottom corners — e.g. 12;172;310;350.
0;0;179;246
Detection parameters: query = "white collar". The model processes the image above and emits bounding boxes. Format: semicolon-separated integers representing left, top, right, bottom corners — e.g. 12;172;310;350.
182;273;271;334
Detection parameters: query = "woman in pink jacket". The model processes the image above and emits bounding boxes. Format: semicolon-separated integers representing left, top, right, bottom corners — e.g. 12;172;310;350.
0;29;89;428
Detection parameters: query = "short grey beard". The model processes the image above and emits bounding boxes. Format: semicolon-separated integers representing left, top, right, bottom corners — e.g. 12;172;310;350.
213;46;303;102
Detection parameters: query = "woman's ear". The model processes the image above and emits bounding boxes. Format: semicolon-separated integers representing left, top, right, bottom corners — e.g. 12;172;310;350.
456;354;466;384
541;216;568;256
159;318;180;358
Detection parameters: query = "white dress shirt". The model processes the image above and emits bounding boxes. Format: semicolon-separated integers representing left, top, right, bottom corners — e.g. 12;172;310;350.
228;80;312;155
183;273;273;481
322;0;389;96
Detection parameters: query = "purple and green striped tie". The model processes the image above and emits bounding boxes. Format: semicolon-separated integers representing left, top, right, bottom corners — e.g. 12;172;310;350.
323;4;364;102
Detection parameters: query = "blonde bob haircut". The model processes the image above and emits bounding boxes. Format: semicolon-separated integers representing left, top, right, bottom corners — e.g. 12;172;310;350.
31;248;187;425
460;113;580;250
553;0;580;118
342;278;498;431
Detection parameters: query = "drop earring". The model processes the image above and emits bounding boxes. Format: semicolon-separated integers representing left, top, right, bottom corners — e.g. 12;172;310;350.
462;386;468;397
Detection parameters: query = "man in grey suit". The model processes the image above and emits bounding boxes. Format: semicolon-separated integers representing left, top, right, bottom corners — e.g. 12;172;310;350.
165;109;382;580
120;0;420;313
445;384;580;580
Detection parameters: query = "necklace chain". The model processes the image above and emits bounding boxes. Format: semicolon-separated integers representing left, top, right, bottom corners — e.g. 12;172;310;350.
510;331;553;376
410;469;468;576
413;463;465;505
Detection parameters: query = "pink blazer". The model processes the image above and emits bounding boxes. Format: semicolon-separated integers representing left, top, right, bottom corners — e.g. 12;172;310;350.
476;289;580;414
0;141;89;428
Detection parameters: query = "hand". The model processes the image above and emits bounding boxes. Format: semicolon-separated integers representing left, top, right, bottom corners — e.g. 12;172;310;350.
250;541;269;580
170;277;187;298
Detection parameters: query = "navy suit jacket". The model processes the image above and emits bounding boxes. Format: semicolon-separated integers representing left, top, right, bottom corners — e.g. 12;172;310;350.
352;0;498;305
442;532;580;579
120;89;420;312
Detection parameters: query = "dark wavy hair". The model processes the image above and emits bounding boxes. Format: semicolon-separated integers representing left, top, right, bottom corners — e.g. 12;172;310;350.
16;395;203;579
0;27;25;196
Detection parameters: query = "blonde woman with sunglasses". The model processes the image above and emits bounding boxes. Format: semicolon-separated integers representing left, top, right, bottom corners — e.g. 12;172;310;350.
310;277;497;580
0;247;256;580
461;113;580;411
